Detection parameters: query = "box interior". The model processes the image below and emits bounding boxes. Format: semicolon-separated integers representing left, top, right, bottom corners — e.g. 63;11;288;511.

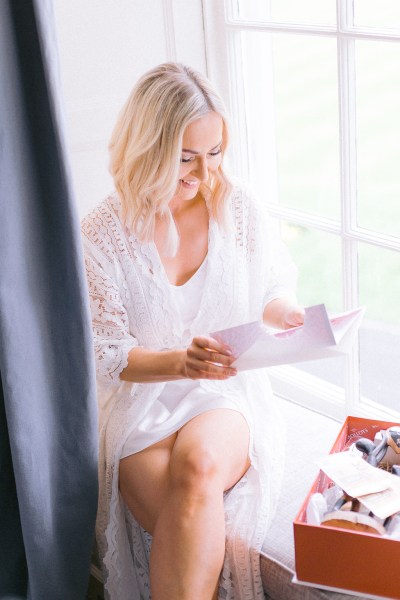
294;416;400;600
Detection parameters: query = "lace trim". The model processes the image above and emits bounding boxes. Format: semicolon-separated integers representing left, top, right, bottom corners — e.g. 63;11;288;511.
97;383;165;599
83;251;138;384
130;239;181;348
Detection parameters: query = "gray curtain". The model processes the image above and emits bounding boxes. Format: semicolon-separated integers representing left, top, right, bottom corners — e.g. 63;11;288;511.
0;1;98;599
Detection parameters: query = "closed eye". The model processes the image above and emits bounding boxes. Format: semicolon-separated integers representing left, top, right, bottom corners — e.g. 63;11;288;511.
180;148;222;163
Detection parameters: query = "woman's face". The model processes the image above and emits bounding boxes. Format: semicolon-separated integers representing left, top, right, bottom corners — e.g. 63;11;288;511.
174;111;223;202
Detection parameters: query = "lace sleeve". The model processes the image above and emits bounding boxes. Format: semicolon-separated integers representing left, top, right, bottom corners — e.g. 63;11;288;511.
232;183;298;308
84;250;139;385
262;215;298;307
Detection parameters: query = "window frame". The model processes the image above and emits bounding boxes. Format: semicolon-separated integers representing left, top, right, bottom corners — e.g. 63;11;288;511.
202;0;400;422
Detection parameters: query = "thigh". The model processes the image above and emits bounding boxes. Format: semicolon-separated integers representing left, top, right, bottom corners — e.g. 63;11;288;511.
171;408;251;492
119;432;177;534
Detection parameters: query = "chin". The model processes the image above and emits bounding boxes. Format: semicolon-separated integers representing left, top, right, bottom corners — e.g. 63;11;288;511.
183;189;198;201
175;185;200;202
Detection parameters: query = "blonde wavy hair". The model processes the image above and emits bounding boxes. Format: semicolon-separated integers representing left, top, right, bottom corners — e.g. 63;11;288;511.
109;62;233;254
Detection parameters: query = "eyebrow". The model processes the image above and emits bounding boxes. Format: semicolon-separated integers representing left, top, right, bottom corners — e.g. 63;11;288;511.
181;141;222;155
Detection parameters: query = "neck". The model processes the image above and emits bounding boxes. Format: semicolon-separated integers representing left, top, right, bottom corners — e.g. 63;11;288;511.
168;192;203;216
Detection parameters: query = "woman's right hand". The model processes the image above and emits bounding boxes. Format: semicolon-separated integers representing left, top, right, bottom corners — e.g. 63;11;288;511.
120;340;237;384
181;336;237;380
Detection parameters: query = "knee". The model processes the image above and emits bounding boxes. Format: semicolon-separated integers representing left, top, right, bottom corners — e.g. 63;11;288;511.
171;447;221;496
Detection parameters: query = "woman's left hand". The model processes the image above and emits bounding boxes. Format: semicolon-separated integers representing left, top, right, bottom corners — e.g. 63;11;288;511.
263;297;305;330
281;304;305;330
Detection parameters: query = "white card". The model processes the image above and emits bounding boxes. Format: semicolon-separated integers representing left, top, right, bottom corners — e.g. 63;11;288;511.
211;304;365;371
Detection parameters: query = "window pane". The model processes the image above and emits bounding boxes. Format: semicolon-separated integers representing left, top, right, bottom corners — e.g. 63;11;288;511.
281;223;342;312
281;222;346;388
241;32;340;218
237;0;336;25
356;41;400;239
358;243;400;410
354;0;400;30
290;354;347;390
359;244;400;326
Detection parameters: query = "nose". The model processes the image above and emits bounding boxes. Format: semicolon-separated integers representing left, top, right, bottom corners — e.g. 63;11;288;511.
192;156;209;182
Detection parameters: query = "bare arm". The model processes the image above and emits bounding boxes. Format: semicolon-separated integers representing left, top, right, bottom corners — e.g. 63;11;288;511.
263;297;305;330
120;336;237;384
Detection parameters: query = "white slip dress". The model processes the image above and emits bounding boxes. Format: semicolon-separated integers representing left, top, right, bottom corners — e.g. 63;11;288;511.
118;255;262;599
120;256;251;459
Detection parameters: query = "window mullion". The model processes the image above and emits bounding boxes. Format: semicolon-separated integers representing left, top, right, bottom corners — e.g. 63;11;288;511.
203;0;249;179
226;29;250;180
337;0;360;413
162;0;177;60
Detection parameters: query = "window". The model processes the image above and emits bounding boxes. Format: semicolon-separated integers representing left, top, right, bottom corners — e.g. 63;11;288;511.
203;0;400;420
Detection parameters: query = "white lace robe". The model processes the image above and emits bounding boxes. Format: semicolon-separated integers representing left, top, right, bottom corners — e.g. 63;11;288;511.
81;184;297;600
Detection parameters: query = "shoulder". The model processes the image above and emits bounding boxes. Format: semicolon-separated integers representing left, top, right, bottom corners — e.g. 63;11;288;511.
81;192;121;236
228;179;267;224
81;192;125;263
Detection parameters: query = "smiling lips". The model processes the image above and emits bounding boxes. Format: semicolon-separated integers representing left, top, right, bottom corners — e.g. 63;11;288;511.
180;179;199;188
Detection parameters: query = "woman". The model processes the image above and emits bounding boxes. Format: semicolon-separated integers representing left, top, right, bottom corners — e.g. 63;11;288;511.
82;62;304;600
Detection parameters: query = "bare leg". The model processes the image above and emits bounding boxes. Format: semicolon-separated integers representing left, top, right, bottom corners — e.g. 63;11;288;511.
119;409;250;600
119;433;177;534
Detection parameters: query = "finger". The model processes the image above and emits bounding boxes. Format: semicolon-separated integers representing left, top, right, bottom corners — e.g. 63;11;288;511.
206;350;222;365
186;356;237;378
293;308;305;325
205;350;233;366
190;358;237;376
188;366;237;380
192;336;232;356
284;306;305;328
188;345;235;367
202;370;236;380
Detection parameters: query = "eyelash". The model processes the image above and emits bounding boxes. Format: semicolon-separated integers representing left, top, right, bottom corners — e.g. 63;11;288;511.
180;149;222;163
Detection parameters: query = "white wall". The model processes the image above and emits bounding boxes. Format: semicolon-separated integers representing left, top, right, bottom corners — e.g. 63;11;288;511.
53;0;207;217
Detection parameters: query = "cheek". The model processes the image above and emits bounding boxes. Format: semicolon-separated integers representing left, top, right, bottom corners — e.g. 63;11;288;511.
178;164;192;179
209;156;222;172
